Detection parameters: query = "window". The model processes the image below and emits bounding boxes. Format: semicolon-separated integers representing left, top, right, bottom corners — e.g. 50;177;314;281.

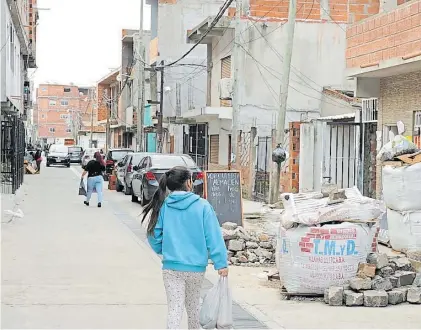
49;127;55;133
49;100;56;106
41;114;46;119
60;114;69;119
64;87;71;93
60;100;69;106
66;128;72;133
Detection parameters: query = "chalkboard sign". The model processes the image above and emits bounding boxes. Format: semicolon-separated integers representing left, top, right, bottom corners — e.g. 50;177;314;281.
203;170;243;226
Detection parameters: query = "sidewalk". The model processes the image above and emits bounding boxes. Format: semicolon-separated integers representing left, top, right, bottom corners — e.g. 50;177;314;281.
1;166;266;329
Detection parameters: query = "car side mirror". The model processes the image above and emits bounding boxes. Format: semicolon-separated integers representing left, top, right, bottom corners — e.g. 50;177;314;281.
133;165;139;171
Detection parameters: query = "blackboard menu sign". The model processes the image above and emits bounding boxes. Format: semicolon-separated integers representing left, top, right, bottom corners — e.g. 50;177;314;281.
204;170;243;226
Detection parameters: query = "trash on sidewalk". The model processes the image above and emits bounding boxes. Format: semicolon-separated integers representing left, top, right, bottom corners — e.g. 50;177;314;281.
275;187;385;295
4;209;24;219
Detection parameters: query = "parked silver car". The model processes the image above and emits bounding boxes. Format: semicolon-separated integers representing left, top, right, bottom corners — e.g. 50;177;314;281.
81;148;100;168
115;152;151;195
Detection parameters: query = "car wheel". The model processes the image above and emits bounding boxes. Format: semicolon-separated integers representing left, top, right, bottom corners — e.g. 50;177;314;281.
116;180;123;192
141;189;149;206
66;164;70;168
46;163;50;167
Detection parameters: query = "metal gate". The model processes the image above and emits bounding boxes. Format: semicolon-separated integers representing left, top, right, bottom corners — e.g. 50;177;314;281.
253;136;271;202
183;124;209;170
1;115;25;194
323;122;359;189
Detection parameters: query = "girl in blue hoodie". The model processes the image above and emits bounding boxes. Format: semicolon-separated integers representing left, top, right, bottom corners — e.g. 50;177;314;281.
142;166;228;329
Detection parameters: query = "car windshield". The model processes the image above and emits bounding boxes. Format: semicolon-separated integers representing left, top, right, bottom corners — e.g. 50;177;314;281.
110;150;131;160
132;153;147;165
69;147;82;153
151;155;192;168
49;145;69;153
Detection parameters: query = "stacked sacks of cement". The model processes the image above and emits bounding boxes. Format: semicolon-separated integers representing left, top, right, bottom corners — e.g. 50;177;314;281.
382;162;421;252
275;187;384;294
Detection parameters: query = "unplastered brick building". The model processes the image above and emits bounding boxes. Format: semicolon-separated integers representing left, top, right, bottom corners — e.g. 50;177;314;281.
346;0;421;197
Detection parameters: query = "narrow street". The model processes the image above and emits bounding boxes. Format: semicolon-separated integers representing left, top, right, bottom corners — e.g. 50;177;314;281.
1;164;265;329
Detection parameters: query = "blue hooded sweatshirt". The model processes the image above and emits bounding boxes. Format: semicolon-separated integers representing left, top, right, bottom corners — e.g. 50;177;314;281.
147;191;228;272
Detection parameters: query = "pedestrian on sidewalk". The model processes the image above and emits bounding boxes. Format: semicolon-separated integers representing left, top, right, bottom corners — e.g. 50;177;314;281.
142;166;228;330
34;150;42;173
81;151;105;207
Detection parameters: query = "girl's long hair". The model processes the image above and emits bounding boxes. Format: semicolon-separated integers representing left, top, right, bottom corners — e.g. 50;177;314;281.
142;166;191;236
94;151;105;166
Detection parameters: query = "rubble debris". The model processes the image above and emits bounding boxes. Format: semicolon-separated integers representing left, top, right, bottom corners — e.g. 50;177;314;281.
367;253;389;269
407;287;421;304
324;255;417;307
363;290;388;307
222;224;275;266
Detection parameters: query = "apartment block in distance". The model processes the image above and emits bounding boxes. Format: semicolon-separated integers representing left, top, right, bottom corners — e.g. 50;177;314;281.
36;84;83;144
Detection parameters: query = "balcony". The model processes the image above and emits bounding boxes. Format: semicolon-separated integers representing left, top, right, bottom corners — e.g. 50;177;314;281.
346;0;421;78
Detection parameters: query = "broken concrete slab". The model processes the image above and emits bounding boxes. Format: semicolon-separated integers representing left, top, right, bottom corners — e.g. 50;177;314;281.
349;277;372;291
367;253;389;269
363;290;388;307
407;287;421;304
387;290;405;305
390;257;413;271
344;290;364;306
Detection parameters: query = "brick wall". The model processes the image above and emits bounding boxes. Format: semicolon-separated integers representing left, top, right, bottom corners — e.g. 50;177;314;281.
249;0;379;23
97;84;108;122
375;70;421;197
36;84;82;139
346;0;421;68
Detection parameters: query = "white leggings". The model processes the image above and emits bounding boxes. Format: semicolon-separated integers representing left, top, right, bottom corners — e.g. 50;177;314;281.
162;270;205;329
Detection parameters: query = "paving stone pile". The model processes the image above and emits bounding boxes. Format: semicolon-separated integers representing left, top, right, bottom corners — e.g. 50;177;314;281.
324;253;421;307
221;222;276;266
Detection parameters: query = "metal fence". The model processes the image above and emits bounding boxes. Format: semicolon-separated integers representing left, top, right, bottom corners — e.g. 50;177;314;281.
1;115;25;194
253;136;272;202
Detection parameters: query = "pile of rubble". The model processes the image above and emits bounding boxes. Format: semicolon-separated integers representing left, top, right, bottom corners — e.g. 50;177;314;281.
221;222;276;266
324;253;421;307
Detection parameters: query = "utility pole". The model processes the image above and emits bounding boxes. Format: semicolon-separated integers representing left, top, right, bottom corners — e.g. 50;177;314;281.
157;60;164;153
269;0;296;204
136;0;145;152
231;0;241;166
89;89;95;148
105;91;110;152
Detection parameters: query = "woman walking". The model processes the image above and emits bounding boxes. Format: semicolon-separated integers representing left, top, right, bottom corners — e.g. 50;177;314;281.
81;151;105;207
142;166;228;330
34;150;42;173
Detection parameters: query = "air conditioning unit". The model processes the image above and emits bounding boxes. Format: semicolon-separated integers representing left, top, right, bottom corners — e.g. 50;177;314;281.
219;78;233;100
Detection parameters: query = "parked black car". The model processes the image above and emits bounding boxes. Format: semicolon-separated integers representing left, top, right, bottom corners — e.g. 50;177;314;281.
46;145;71;167
104;148;134;179
131;154;204;205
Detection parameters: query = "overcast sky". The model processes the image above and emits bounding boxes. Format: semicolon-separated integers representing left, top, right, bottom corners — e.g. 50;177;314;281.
33;0;151;87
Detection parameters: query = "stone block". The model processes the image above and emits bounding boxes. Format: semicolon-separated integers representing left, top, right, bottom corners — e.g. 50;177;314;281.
389;276;399;288
222;222;238;230
395;286;410;301
328;286;344;306
349;277;372;291
394;271;416;287
245;251;258;263
344;290;364;306
388;290;405;305
357;263;376;278
413;273;421;287
259;242;273;249
367;253;389;269
363;290;388;307
239;255;248;263
227;251;235;258
230;257;239;265
407;287;421;304
391;257;413;271
245;241;259;249
254;248;272;259
387;262;397;272
324;288;329;304
222;229;237;240
378;266;394;277
258;234;270;242
371;276;393;291
228;239;245;252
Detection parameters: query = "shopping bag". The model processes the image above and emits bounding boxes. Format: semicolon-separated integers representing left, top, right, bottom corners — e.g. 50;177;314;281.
216;277;233;329
79;179;87;196
199;278;222;329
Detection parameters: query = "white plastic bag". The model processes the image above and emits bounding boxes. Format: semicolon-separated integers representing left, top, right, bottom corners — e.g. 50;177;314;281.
387;208;421;252
217;277;233;329
200;279;221;329
377;135;418;162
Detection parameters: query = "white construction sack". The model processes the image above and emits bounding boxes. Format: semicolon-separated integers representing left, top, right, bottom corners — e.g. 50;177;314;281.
387;208;421;252
277;222;378;294
382;163;421;211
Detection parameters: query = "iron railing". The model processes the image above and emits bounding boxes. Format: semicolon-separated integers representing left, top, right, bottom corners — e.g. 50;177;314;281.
1;115;25;194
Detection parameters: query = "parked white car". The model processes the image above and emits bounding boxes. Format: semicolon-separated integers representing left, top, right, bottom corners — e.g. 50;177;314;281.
81;148;100;168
